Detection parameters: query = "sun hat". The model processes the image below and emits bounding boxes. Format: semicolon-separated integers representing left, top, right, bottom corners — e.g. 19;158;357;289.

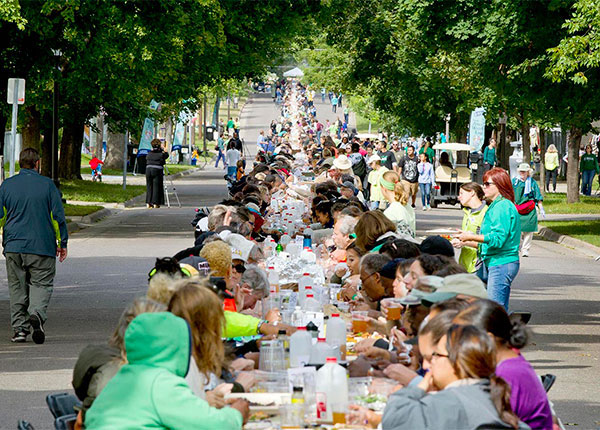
420;273;487;307
333;154;352;170
367;154;381;164
517;163;532;172
224;233;255;263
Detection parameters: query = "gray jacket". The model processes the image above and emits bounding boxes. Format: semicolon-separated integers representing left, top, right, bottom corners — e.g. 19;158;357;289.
382;381;530;430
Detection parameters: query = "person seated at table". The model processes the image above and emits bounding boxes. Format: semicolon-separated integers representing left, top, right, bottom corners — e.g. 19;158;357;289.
329;214;358;269
238;264;270;319
72;298;166;427
455;299;553;430
339;242;365;300
351;323;528;429
353;253;392;315
84;312;250;430
168;280;256;398
379;238;421;260
354;210;405;253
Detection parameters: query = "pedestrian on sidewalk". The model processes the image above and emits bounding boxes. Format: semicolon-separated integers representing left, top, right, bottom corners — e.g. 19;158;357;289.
321;88;326;102
397;146;419;208
513;164;544;257
226;141;241;180
544;144;559;192
0;148;68;343
331;94;338;113
455;168;521;310
344;106;349;125
483;138;497;172
146;139;168;209
226;117;235;136
580;144;599;196
214;132;227;169
417;153;435;210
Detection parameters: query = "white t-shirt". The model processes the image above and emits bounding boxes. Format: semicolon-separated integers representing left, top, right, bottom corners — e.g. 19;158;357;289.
225;148;241;166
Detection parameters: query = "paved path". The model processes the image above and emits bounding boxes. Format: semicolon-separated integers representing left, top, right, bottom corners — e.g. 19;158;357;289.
0;92;598;428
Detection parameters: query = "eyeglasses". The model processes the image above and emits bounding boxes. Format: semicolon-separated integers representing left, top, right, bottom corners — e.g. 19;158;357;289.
482;181;495;188
431;351;449;360
360;272;377;284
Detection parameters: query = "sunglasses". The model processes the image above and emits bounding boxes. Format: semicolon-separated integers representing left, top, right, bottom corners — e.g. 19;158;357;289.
232;263;246;274
482;181;495;188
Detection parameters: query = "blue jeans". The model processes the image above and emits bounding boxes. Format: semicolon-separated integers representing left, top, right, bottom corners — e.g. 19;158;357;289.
477;261;520;310
581;169;596;196
227;166;237;180
215;149;226;168
419;183;431;207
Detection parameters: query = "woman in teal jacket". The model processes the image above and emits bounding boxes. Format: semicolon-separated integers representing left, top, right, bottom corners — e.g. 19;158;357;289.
85;312;248;429
456;168;521;310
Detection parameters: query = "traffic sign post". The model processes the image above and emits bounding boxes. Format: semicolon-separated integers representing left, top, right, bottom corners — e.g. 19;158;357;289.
7;78;25;177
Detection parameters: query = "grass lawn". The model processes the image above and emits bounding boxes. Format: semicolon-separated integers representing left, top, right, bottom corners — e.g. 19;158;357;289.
80;163;196;176
60;180;145;203
354;112;381;134
540;220;600;248
64;204;104;217
542;193;600;214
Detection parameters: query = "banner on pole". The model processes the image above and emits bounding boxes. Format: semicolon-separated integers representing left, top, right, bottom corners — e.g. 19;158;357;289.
172;109;191;151
469;107;486;151
138;99;160;156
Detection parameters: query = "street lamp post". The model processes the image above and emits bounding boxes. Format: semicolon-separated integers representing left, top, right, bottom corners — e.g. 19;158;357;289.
445;113;451;142
51;49;61;187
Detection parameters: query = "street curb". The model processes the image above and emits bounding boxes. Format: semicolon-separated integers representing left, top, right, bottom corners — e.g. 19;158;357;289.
66;207;115;234
537;227;600;259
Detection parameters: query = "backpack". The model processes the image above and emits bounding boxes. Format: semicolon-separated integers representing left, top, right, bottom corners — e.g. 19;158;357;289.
352;156;367;180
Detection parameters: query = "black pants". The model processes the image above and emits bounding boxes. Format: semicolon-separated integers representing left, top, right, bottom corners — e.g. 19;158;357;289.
146;167;164;205
545;168;558;191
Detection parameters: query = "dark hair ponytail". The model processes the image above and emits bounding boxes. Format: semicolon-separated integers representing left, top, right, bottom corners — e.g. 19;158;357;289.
456;299;530;349
489;374;520;429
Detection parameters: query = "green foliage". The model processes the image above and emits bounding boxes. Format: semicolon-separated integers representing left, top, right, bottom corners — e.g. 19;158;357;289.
547;0;600;84
0;0;26;29
63;203;104;217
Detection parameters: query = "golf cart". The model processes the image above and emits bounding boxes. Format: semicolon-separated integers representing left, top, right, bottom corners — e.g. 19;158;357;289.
430;143;473;208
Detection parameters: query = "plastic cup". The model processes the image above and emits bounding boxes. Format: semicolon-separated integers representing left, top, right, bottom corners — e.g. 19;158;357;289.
386;299;403;321
351;311;368;333
331;403;347;425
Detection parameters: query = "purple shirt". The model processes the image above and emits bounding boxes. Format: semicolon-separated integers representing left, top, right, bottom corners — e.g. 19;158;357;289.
496;354;553;430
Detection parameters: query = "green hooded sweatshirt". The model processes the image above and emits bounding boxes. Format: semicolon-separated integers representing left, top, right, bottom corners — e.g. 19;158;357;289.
85;312;242;429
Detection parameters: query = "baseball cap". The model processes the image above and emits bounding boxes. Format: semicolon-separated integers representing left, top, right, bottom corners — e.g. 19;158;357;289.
420;273;487;307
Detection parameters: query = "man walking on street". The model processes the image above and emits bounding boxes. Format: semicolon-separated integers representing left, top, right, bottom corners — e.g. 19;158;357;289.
0;148;68;344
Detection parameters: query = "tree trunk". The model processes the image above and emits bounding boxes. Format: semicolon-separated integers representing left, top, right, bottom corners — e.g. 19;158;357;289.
521;121;531;164
0;110;7;156
95;113;104;159
566;127;582;203
40;124;53;178
498;123;507;168
58;118;84;180
104;131;125;170
21;106;41;153
165;117;173;152
539;129;546;197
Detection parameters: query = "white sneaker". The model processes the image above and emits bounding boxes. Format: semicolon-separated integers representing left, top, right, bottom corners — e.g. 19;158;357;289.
427;205;431;210
522;251;529;257
422;206;427;211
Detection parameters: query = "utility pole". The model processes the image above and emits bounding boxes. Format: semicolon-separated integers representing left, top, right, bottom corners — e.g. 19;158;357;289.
445;113;451;142
122;131;128;190
203;94;207;153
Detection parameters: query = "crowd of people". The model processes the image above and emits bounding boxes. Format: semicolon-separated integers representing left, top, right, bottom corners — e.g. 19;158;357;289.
67;81;562;430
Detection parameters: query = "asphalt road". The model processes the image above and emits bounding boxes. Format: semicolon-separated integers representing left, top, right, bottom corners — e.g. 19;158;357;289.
0;93;598;429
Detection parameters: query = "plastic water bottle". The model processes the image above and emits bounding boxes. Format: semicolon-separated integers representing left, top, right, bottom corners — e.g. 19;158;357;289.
291;306;303;327
268;266;280;293
263;236;274;258
310;338;333;365
303;294;320;312
301;247;316;263
299;285;313;308
326;313;347;361
315;357;349;423
298;273;312;306
289;327;312;367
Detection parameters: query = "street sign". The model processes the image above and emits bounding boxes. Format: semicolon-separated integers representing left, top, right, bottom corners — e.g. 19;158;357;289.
7;78;25;105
